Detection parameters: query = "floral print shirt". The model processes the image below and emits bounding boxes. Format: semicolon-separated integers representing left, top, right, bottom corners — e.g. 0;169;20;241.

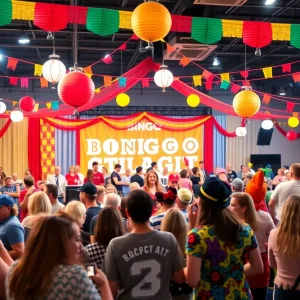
186;224;257;300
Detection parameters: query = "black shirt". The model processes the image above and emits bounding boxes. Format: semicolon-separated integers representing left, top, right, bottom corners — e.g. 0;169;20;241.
130;174;144;187
227;171;237;183
111;171;122;192
82;206;102;233
191;176;201;185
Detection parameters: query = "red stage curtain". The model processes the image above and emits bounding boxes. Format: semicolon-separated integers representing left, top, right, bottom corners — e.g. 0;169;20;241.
0;119;11;138
212;117;237;137
28;118;42;180
204;117;214;174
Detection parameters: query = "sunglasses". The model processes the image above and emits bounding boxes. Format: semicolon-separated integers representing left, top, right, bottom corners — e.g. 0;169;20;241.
171;181;178;184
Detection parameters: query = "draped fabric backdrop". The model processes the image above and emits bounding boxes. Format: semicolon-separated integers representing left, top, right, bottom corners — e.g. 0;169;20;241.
0;118;28;177
226;117;260;171
213;116;226;168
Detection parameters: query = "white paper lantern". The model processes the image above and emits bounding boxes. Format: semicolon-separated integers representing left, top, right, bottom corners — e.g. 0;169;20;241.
0;101;6;114
42;53;66;84
10;110;24;123
154;64;174;92
261;119;273;130
236;126;247;137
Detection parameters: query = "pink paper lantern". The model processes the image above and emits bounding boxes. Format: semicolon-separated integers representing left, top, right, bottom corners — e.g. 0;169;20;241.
19;96;35;112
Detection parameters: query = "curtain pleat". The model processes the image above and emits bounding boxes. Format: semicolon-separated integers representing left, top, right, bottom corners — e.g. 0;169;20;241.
0;118;28;177
226;116;260;171
213;116;226;168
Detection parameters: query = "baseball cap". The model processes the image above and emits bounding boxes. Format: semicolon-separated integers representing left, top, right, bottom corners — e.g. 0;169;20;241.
168;174;179;182
178;188;192;204
231;178;244;191
77;183;97;195
0;194;14;207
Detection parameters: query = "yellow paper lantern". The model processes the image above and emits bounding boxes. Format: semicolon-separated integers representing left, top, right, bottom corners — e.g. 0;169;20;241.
116;93;130;107
288;116;299;128
187;94;200;108
131;2;172;43
233;89;261;118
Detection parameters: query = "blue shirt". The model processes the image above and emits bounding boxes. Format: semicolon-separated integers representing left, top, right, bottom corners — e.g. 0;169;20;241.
122;176;131;195
0;186;19;204
0;215;24;251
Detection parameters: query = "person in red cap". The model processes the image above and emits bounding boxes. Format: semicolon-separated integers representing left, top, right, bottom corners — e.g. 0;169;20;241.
168;174;179;190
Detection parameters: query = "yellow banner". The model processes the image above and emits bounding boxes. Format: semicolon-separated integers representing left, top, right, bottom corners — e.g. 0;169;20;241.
80;120;203;175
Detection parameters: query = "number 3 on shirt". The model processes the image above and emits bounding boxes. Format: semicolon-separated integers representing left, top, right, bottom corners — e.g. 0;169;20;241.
131;260;161;297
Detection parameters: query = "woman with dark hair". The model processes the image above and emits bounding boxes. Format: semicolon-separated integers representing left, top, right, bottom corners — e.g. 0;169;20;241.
185;177;263;299
85;206;125;269
84;169;94;184
6;213;113;300
178;169;193;192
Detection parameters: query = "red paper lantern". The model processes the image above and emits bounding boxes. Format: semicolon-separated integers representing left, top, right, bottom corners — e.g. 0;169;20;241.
34;3;68;32
243;21;272;49
19;96;35;112
286;130;297;141
58;71;95;108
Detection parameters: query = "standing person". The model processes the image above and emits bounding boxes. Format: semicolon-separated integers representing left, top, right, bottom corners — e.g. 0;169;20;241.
269;163;300;224
199;161;207;180
185;177;263;299
160;167;169;191
96;186;106;206
121;169;131;197
230;192;275;300
102;189;186;299
91;161;104;186
237;165;245;179
0;176;20;206
6;213;113;300
268;195;300;300
65;165;80;186
84;169;94;184
111;164;129;196
231;178;244;193
130;166;144;188
272;168;286;187
177;188;192;220
102;167;111;186
46;166;67;204
44;184;65;214
168;173;180;190
106;184;117;194
226;163;237;183
37;180;46;192
178;169;193;192
0;167;6;187
12;173;23;186
0;195;24;259
75;165;84;185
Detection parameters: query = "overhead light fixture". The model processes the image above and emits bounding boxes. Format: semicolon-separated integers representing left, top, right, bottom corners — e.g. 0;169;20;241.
213;57;220;66
47;31;54;40
18;31;30;44
265;0;276;5
255;48;261;56
279;87;286;96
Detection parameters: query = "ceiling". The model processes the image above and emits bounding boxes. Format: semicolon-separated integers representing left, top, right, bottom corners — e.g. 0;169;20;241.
1;0;300;102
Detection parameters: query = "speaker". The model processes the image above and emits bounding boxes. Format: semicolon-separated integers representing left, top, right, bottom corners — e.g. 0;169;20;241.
65;185;81;204
257;128;273;146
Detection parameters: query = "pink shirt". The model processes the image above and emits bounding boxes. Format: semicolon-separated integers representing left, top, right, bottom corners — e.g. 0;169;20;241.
178;178;192;191
268;228;300;290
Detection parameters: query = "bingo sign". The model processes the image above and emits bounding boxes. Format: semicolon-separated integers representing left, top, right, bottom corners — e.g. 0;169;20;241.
80;121;203;174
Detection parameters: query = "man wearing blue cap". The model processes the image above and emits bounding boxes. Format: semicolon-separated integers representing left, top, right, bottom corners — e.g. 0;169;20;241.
0;194;24;259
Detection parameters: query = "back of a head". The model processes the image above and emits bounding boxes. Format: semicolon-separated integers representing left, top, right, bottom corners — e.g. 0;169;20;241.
103;193;121;208
45;184;58;199
129;182;140;191
151;162;157;168
127;190;153;223
191;167;198;175
28;192;52;215
291;163;300;179
24;175;34;187
231;178;244;192
136;166;143;174
95;206;125;245
180;169;188;178
65;200;86;226
8;213;76;300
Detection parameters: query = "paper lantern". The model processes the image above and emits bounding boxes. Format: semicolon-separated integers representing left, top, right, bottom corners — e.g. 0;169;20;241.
42;54;66;84
286;130;297;141
131;2;172;42
19;96;35;112
10;110;24;123
187;94;200;107
154;65;174;92
236;127;247;137
261;120;273;130
0;101;6;114
288;116;299;128
58;68;95;109
116;93;130;107
233;88;261;118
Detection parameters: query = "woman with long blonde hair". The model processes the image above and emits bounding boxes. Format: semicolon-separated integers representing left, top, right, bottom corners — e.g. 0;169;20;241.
268;195;300;299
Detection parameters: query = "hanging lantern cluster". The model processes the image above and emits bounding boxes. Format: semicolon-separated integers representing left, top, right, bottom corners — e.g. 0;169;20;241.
131;1;172;43
154;65;174;92
233;86;261;118
187;94;200;107
42;53;66;84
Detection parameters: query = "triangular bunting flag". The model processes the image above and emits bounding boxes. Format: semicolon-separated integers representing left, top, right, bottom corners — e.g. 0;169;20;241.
119;43;127;50
202;70;213;80
7;58;19;71
220;80;230;90
95;88;101;94
118;77;127;87
282;63;291;73
292;72;300;82
166;43;174;53
52;102;59;111
40;77;48;88
231;84;241;94
220;73;230;82
242;80;250;86
287;102;295;112
33;103;39;112
240;70;249;78
9;77;19;86
193;75;202;87
103;76;112;86
262;94;271;105
293;112;299;118
262;67;273;79
83;66;93;77
131;34;139;40
141;78;149;88
12;101;17;108
179;56;191;67
20;78;29;88
34;64;43;76
46;103;52;109
103;55;113;64
174;77;180;81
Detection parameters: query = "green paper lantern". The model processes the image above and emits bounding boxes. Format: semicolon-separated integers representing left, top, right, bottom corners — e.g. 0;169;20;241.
220;80;230;90
0;0;12;26
290;24;300;49
191;17;222;44
87;8;119;36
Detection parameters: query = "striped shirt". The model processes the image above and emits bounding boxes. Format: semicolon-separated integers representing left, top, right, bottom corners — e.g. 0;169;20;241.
150;211;189;231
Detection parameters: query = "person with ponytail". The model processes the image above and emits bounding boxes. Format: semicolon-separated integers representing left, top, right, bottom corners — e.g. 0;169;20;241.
185;177;263;299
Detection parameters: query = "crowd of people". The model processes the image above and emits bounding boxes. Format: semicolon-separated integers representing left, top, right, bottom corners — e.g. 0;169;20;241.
0;160;299;300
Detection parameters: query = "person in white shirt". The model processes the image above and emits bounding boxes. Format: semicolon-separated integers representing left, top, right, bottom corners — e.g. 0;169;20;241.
160;167;169;191
44;183;65;214
269;163;300;225
46;166;66;204
75;165;84;185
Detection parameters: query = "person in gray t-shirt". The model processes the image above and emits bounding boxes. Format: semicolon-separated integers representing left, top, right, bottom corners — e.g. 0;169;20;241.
102;190;185;300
